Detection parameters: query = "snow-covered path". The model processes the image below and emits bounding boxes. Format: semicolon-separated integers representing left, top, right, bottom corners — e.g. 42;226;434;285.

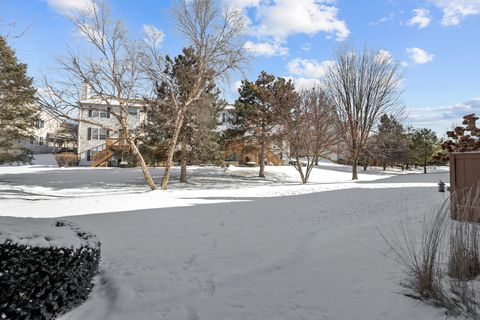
58;174;448;320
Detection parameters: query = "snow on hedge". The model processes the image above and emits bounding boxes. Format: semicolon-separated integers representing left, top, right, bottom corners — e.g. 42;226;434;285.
0;217;97;249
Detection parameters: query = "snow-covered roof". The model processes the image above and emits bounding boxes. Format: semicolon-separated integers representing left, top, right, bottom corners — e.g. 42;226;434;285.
79;96;146;107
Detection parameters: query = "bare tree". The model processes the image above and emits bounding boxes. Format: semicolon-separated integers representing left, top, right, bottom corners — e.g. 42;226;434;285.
324;46;403;180
38;1;157;190
277;86;338;183
142;0;247;190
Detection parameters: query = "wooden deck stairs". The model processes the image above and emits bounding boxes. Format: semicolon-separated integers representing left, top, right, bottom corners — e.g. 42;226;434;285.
91;138;129;167
265;149;283;166
225;140;283;166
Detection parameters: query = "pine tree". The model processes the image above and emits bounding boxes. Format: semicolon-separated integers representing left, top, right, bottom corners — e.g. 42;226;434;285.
234;71;279;178
409;128;439;174
143;47;223;182
376;114;409;170
0;36;37;163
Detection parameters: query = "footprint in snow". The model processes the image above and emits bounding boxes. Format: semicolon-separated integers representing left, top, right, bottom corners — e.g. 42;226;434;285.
204;280;215;297
185;306;199;320
183;254;197;270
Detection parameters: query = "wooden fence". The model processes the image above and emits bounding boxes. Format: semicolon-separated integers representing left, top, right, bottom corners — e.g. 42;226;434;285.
449;152;480;222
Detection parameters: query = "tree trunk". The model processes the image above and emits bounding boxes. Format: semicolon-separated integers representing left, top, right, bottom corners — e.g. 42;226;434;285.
180;140;187;183
382;163;387;171
424;159;427;174
295;156;307;183
161;107;187;190
259;141;265;178
352;158;359;180
363;161;368;171
303;160;315;184
127;137;157;190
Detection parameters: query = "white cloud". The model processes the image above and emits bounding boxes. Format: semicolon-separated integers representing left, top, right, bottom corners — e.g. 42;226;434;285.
301;43;311;52
227;0;261;11
284;76;322;90
430;0;480;26
406;8;431;28
287;58;334;78
46;0;94;13
406;47;434;64
407;97;480;134
143;24;165;48
233;80;243;92
376;49;393;63
243;41;289;56
229;0;349;41
370;12;395;26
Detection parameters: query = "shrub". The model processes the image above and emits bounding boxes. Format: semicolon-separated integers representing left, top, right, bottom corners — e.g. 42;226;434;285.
55;152;79;167
382;186;480;318
382;201;449;299
449;185;480;281
0;220;100;320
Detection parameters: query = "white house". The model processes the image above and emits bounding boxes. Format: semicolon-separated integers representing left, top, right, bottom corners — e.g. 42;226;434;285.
22;108;76;154
77;98;146;166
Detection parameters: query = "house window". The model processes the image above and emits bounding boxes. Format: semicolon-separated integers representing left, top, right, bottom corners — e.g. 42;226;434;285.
32;118;44;128
91;128;99;140
89;127;108;140
87;150;99;161
128;107;138;116
38;137;44;146
99;128;107;140
88;107;109;118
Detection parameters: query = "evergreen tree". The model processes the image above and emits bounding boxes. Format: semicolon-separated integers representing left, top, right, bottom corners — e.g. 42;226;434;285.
0;36;37;163
376;114;409;170
142;47;223;182
409;128;439;174
234;71;280;178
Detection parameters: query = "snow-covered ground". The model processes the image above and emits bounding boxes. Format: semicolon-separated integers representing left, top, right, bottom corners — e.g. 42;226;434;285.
60;181;448;320
0;154;448;218
0;154;452;319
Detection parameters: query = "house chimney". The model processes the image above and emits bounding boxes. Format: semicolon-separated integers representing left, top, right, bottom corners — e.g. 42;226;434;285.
81;82;90;100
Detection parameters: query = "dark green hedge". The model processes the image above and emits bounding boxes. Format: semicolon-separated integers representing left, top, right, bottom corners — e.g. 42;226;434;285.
0;221;101;320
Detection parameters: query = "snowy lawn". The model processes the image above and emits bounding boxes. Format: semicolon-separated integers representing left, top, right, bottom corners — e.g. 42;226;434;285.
0;155;452;319
0;154;448;217
57;180;448;320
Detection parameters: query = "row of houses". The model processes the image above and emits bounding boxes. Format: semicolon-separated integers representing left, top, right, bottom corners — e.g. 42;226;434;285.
75;97;287;167
29;96;337;167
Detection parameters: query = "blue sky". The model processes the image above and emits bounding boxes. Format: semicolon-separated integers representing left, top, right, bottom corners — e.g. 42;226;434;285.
1;0;479;136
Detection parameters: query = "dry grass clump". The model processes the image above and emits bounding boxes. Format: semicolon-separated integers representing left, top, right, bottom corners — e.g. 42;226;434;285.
382;184;480;318
55;152;79;167
449;185;480;281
